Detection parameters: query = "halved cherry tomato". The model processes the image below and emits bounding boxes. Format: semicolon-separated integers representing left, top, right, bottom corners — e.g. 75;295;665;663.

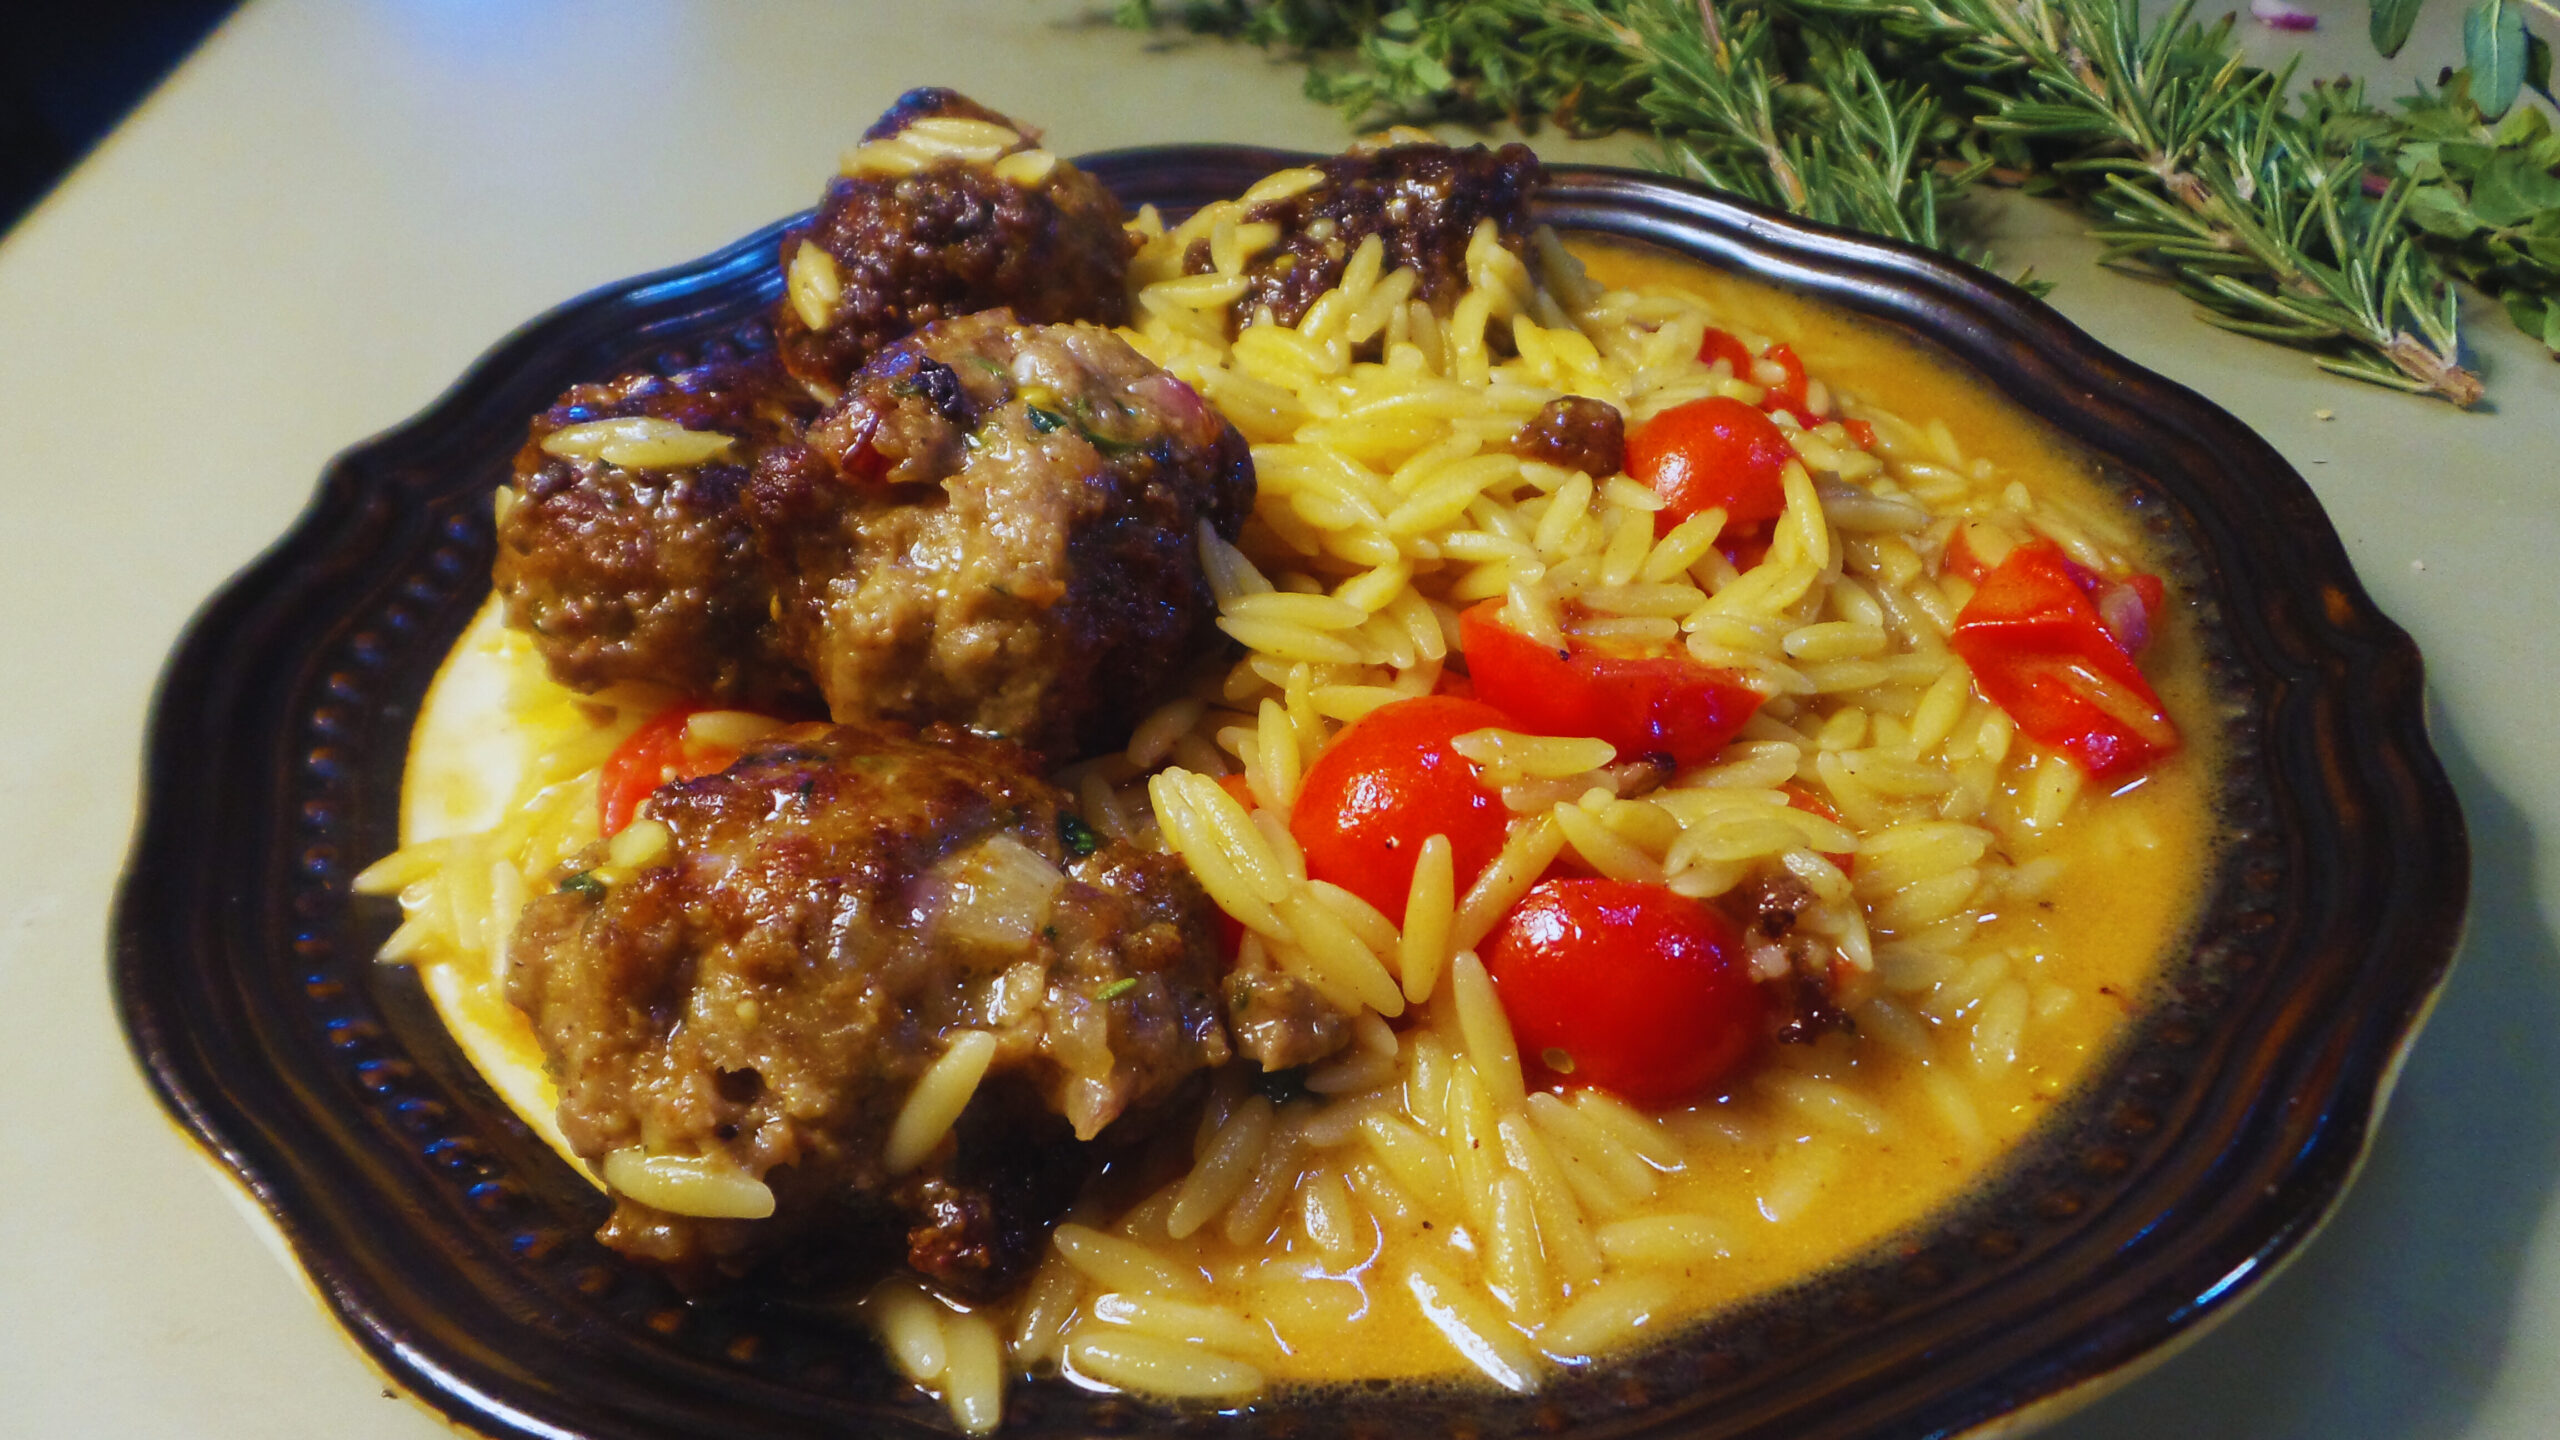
1696;327;1756;378
598;703;746;837
1483;878;1762;1104
1626;396;1794;541
1949;541;2179;779
1757;342;1810;420
1290;695;1516;919
1460;602;1764;767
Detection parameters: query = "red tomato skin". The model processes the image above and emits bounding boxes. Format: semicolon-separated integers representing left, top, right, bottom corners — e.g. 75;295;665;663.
597;703;752;836
1697;327;1756;378
1483;879;1762;1104
1751;338;1812;417
1842;418;1877;450
1949;541;2179;779
1290;695;1516;918
599;705;701;837
1625;396;1795;537
1460;602;1763;767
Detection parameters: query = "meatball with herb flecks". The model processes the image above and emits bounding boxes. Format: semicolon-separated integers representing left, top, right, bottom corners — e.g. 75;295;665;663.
775;88;1137;391
493;343;821;710
507;719;1232;1286
747;310;1254;761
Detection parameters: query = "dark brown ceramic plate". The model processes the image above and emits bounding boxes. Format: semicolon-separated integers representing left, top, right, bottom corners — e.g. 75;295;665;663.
113;148;2468;1440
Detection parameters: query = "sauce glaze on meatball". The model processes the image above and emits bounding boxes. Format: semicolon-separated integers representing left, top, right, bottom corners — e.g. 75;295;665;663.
508;720;1232;1285
493;341;820;710
749;310;1254;762
774;88;1138;391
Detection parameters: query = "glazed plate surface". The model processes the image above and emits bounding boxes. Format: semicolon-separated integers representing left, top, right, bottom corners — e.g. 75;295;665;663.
112;148;2469;1440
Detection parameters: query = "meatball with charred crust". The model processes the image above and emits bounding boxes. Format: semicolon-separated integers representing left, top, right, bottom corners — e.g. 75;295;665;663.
1195;139;1542;330
748;310;1254;761
494;344;820;710
775;88;1137;390
508;720;1233;1286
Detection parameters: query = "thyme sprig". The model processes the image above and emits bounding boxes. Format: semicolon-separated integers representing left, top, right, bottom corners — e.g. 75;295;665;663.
1122;0;2560;404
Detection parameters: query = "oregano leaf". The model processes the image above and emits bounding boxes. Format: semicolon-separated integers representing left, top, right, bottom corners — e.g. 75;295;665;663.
2370;0;2425;58
2464;0;2528;119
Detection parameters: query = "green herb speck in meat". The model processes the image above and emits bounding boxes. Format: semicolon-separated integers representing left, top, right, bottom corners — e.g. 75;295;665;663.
559;870;605;898
1059;812;1101;858
1026;405;1068;434
1096;977;1140;1001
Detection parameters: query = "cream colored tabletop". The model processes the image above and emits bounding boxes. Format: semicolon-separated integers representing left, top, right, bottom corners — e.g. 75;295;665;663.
2;1;2553;1435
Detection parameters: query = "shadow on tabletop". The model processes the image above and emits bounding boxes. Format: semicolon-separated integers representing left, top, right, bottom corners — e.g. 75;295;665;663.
2041;714;2560;1440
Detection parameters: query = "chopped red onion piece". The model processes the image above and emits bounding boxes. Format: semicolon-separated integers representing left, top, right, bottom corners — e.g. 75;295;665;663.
2097;582;2152;654
2250;0;2318;30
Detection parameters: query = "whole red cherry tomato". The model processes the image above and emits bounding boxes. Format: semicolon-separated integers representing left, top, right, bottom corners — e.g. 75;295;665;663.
598;703;746;836
1459;602;1763;767
1290;695;1516;918
1483;879;1763;1104
1625;396;1796;540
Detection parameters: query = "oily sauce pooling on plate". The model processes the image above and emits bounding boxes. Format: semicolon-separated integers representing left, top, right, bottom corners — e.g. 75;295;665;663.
360;90;2219;1430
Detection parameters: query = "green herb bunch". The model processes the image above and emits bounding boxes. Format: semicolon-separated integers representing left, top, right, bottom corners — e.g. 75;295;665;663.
1120;0;2560;405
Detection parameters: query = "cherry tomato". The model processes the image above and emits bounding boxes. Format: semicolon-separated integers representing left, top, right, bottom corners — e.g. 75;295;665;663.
1483;879;1763;1104
1459;602;1764;767
1290;695;1516;919
1949;540;2179;779
1696;327;1756;378
1626;396;1795;540
598;703;745;837
1758;342;1810;420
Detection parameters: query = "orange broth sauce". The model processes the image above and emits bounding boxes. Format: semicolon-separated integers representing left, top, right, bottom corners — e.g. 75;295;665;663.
1168;241;2223;1383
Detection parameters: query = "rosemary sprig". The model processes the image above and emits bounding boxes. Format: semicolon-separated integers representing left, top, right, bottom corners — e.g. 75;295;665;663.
1801;0;2478;400
1125;0;2560;403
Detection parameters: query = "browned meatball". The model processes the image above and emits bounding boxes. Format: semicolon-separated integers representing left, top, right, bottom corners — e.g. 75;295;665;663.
774;88;1137;390
1512;396;1625;478
747;311;1254;761
1196;140;1543;329
508;720;1232;1283
1224;945;1353;1073
493;344;820;709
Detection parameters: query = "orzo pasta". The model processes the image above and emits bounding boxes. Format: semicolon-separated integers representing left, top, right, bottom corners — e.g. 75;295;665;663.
359;115;2216;1434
